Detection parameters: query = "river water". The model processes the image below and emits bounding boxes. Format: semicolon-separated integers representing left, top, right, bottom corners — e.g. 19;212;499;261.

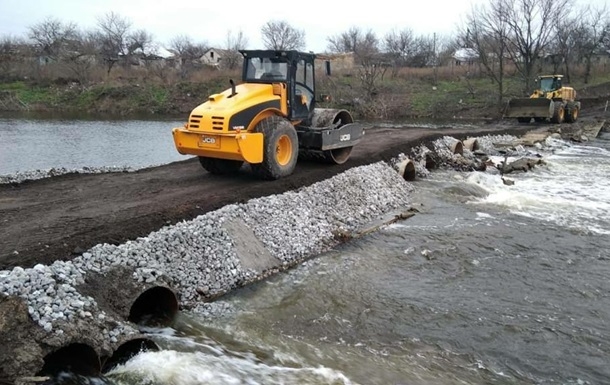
0;116;185;174
105;132;609;384
2;118;609;384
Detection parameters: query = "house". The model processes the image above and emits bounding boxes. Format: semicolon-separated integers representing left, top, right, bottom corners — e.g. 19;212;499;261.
453;48;479;66
315;52;356;72
591;49;610;65
200;48;231;67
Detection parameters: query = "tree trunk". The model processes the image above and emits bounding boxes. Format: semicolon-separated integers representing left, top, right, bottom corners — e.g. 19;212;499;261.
584;56;592;84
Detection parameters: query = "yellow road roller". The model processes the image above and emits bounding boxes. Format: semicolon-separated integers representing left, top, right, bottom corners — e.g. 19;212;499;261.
172;50;364;180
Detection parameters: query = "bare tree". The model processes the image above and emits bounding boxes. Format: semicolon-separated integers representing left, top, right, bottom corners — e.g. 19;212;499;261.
222;29;248;70
168;34;208;78
460;0;511;104
327;27;383;98
383;28;416;69
28;17;78;61
500;0;571;92
575;5;609;84
261;20;305;50
96;11;132;74
408;35;436;68
127;29;155;56
551;10;587;82
327;27;379;63
0;35;26;79
61;29;98;83
437;36;461;66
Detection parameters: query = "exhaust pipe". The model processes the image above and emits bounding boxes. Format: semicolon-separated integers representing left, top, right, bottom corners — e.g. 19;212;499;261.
37;343;101;378
128;286;179;327
101;338;160;373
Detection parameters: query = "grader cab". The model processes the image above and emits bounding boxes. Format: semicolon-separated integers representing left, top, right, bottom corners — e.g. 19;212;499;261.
172;50;364;180
504;75;581;124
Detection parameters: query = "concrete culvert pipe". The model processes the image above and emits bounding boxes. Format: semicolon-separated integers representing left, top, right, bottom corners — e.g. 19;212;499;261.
463;138;479;152
37;343;101;378
451;141;464;155
397;159;416;181
128;286;178;327
101;338;160;373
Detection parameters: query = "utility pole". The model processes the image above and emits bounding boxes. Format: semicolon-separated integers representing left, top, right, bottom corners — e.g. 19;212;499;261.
433;32;438;86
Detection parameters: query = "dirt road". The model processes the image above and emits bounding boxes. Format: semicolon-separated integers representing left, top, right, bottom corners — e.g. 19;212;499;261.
0;120;589;270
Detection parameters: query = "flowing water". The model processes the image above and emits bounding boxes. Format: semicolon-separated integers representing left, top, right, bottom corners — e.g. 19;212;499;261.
104;133;610;385
2;117;609;384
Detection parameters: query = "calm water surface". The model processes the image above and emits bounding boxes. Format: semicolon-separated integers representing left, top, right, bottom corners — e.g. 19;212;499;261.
0;117;186;174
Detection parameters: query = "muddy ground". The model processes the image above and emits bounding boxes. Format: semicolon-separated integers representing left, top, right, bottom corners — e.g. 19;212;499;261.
0;105;607;271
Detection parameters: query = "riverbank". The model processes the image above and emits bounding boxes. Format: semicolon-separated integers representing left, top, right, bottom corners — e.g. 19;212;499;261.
2;74;610;120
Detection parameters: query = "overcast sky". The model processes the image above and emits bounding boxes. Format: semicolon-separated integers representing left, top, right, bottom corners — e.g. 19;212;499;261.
0;0;603;53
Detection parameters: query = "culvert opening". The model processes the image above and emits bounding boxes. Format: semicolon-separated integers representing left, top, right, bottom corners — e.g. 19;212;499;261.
451;141;464;155
37;343;100;378
401;161;416;181
425;154;437;170
128;286;178;327
464;138;480;152
101;338;159;374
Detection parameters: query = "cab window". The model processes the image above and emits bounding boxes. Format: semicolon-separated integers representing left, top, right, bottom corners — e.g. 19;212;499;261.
245;57;288;81
296;59;306;84
306;62;314;89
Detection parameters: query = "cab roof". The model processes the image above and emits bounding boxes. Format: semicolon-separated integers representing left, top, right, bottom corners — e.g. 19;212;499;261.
239;50;316;61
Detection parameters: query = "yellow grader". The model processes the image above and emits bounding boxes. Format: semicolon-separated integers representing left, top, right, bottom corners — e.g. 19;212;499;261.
504;75;581;124
172;50;364;180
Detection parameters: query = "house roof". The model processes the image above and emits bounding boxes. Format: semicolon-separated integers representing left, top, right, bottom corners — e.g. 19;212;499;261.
204;48;232;56
157;47;175;59
453;48;478;61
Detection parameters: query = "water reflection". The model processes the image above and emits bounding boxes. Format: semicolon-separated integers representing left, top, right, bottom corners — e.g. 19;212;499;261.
0;116;188;174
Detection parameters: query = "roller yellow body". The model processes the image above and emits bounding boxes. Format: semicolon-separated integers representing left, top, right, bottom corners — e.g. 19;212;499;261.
172;83;287;164
171;50;365;180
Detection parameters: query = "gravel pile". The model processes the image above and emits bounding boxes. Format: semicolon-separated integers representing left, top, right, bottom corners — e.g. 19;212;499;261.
0;161;413;340
475;134;520;155
0;261;139;342
432;136;463;161
0;165;154;184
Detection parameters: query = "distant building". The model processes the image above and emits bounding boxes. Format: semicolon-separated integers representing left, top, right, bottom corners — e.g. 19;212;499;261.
314;52;356;72
453;48;479;66
200;48;230;67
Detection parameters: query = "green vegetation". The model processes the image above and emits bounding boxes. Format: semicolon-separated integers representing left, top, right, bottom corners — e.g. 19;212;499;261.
1;67;609;120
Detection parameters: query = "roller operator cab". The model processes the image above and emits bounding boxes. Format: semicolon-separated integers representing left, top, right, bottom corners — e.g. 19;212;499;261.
172;49;364;180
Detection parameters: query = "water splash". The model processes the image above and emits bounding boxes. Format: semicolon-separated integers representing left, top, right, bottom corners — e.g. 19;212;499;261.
463;141;610;235
106;350;356;385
